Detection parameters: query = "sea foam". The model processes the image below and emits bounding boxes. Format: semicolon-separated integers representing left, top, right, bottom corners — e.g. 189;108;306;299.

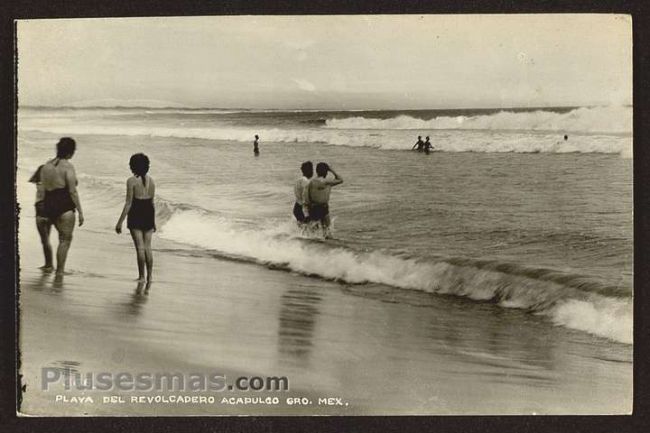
158;208;632;345
325;105;632;134
19;105;632;155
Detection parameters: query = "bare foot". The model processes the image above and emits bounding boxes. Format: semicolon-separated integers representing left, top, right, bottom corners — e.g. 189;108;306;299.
136;277;146;282
39;265;54;273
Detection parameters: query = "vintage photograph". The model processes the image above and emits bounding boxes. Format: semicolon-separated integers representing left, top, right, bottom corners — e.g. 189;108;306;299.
16;14;632;415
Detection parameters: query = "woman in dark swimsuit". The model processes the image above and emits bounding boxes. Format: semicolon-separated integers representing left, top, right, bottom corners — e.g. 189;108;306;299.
39;137;84;278
115;153;156;282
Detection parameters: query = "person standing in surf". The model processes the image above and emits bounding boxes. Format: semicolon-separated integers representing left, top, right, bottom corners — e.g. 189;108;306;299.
553;134;569;150
40;137;84;279
412;136;424;152
29;165;53;272
293;161;313;225
303;162;343;239
115;153;156;282
253;134;260;156
424;136;434;154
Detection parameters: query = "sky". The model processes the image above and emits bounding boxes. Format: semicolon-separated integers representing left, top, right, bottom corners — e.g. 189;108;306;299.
17;14;632;110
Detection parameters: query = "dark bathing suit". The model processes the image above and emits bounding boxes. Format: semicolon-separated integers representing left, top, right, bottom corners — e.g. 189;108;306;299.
127;198;156;231
35;201;46;218
42;159;76;221
293;202;308;222
43;188;76;221
309;203;329;223
34;200;47;218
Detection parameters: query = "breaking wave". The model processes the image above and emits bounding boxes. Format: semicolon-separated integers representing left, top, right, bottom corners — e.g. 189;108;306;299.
325;105;632;134
19;123;631;156
15;160;632;346
18;105;631;156
156;206;632;345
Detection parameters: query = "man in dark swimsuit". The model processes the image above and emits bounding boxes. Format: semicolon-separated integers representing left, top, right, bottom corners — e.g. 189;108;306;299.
424;136;434;154
412;136;424;152
253;135;260;156
303;162;343;238
293;161;313;224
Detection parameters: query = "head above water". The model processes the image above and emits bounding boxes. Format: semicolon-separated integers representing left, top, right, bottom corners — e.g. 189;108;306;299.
56;137;76;159
425;136;430;140
129;153;150;179
564;135;568;140
300;161;313;178
316;162;329;177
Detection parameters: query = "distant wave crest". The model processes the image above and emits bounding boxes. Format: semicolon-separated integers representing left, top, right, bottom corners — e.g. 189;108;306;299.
19;105;632;156
19;123;631;156
325;106;632;134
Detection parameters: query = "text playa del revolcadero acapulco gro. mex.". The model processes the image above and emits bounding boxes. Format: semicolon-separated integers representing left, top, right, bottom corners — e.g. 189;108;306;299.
43;369;350;407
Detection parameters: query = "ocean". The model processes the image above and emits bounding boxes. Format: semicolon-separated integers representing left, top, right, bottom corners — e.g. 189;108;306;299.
16;105;633;414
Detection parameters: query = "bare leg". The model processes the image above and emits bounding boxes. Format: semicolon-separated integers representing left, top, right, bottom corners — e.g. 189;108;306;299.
36;217;53;270
53;211;75;276
130;229;146;281
322;214;332;239
143;229;154;281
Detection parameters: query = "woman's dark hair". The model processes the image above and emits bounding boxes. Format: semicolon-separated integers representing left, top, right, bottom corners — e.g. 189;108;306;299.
129;153;150;185
300;161;313;178
56;137;76;158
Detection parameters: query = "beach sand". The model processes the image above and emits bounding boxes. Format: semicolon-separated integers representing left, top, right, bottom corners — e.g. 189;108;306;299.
17;213;632;416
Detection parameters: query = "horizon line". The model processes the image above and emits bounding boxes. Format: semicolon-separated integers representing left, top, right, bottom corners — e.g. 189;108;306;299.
18;103;630;112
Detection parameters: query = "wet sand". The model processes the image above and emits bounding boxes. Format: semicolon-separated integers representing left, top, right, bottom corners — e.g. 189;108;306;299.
18;218;632;415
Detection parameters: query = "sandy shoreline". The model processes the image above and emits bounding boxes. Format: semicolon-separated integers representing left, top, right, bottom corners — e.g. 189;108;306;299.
17;209;632;415
18;223;341;416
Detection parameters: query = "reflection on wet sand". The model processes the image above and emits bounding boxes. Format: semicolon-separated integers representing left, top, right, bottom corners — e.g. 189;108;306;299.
17;225;631;414
28;269;53;292
426;303;558;375
23;268;66;293
339;282;630;391
52;273;64;291
277;285;322;367
125;281;151;316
